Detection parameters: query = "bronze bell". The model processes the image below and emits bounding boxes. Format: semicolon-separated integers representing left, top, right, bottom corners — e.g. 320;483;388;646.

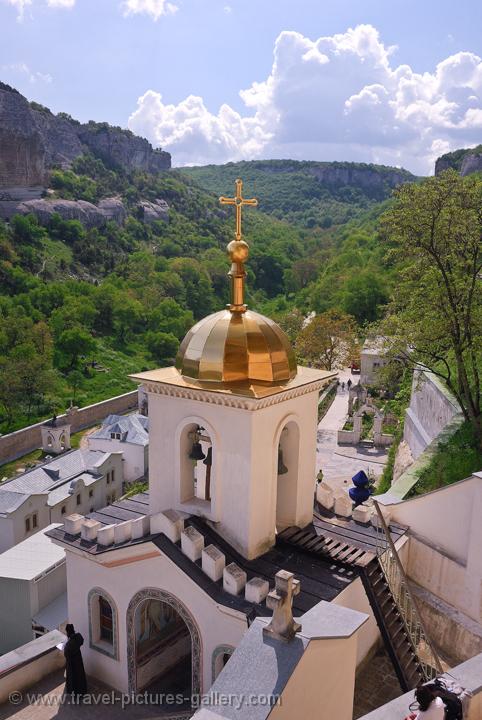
278;446;288;475
203;447;212;467
189;441;206;461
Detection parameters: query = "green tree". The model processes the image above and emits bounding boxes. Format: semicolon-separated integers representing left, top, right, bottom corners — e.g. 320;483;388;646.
67;369;85;404
296;310;358;370
342;270;388;324
145;331;179;363
56;326;96;369
378;170;482;446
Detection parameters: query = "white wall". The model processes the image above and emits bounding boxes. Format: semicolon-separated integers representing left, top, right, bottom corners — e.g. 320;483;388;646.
7;494;50;553
332;577;380;666
271;636;358;720
49;452;124;523
88;438;146;483
65;543;248;694
387;474;482;623
147;387;319;559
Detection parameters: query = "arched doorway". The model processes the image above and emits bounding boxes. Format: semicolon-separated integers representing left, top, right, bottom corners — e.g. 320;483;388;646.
276;420;300;529
126;588;201;699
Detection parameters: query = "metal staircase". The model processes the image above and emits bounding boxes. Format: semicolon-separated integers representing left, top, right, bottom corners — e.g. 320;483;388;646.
279;502;444;692
366;501;444;690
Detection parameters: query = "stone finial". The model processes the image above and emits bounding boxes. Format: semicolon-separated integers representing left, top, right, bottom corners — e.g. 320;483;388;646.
263;570;301;642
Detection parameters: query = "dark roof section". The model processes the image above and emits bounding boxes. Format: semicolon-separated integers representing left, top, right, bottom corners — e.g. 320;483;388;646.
46;492;359;617
182;516;358;615
46;493;154;554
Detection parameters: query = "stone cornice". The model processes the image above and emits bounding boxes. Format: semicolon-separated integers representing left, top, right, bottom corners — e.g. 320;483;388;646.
142;377;328;410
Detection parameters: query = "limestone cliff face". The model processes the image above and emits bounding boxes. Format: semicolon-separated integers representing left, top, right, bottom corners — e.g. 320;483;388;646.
306;163;411;192
459;152;482;176
0;85;46;186
0;82;171;189
77;124;170;174
239;159;415;196
435;146;482;176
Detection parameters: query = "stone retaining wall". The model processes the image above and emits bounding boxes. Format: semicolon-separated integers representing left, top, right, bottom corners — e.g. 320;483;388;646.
0;390;138;465
404;370;460;459
0;630;66;705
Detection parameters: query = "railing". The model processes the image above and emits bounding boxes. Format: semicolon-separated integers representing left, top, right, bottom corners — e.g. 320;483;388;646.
373;500;444;682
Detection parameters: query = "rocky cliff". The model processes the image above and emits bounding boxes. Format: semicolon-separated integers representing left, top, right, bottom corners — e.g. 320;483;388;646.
305;162;411;192
435;145;482;176
0;82;171;189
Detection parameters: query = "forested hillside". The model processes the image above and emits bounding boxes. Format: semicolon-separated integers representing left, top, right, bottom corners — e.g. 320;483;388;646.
0;149;411;434
182;159;414;228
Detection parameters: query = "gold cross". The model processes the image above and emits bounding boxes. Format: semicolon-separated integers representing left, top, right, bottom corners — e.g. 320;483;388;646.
219;179;258;240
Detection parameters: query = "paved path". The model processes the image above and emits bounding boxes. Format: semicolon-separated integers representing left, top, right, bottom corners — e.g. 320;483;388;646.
316;369;389;493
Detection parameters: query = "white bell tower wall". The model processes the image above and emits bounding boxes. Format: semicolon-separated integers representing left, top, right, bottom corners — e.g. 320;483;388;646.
145;378;322;560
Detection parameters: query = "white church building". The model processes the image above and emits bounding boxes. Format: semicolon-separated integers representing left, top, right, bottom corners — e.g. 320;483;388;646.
48;182;403;712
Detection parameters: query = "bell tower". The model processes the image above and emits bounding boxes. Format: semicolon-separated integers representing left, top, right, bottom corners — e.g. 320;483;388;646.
131;180;335;559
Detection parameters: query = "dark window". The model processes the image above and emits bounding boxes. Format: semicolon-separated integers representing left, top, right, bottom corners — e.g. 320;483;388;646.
76;494;81;506
99;597;113;643
25;517;31;533
32;513;38;529
61;505;66;515
111;470;115;483
89;489;93;498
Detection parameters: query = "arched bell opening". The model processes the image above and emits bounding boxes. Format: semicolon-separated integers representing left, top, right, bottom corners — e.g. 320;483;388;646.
275;420;300;530
180;422;214;504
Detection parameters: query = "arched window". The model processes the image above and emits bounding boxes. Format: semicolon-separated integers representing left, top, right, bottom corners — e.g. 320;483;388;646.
212;645;235;682
88;588;118;659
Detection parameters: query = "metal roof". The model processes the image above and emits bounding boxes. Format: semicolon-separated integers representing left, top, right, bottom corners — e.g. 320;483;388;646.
0;524;65;580
32;591;67;631
0;490;32;514
0;449;113;515
89;413;149;446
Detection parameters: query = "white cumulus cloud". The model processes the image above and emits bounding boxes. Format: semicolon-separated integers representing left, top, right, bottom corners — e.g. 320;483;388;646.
128;24;482;174
2;0;74;20
121;0;177;21
1;62;52;84
47;0;75;6
3;0;32;21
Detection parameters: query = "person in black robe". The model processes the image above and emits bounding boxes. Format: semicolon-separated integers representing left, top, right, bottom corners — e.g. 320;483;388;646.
64;623;87;698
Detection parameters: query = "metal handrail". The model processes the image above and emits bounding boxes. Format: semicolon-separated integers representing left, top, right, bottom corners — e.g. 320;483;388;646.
373;500;444;682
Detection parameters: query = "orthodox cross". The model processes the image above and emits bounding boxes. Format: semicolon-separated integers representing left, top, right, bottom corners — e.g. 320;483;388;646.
219;178;258;240
263;570;301;642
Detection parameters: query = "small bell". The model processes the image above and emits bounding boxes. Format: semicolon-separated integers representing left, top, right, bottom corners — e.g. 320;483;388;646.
277;446;288;475
189;441;206;461
203;447;212;466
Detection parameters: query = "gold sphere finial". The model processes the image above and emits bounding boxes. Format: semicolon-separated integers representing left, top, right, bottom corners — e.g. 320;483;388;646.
227;239;249;263
219;179;258;313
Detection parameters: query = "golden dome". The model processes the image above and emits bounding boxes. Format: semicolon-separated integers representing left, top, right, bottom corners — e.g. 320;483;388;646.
176;309;297;384
175;178;297;388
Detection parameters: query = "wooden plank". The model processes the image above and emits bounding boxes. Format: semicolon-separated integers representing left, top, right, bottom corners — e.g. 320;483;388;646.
314;511;405;544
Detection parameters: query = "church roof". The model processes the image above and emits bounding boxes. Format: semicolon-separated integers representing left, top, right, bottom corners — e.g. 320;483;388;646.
89;412;149;446
0;449;113;515
46;492;360;618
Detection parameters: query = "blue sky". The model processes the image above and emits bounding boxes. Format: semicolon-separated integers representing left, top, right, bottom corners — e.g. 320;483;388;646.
1;0;481;173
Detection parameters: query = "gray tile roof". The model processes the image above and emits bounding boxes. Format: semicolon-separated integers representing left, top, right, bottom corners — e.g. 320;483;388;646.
0;449;110;514
0;490;31;514
89;413;149;446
